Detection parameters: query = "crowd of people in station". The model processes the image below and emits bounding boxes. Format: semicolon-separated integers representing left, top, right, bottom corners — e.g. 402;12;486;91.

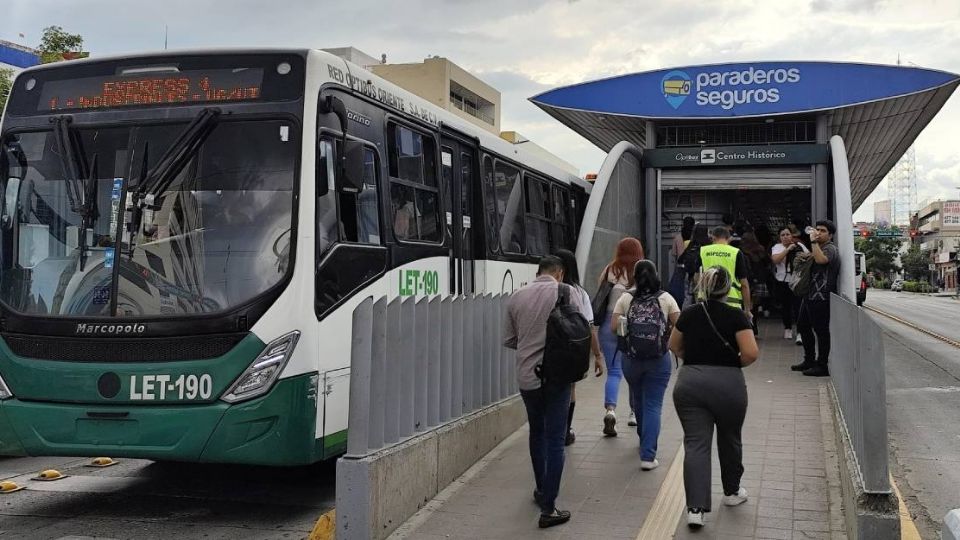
503;216;841;530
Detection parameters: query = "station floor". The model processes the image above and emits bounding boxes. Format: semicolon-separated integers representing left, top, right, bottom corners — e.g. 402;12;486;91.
390;321;848;540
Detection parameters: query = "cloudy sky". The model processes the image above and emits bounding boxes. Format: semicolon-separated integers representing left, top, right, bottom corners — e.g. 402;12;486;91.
5;0;960;220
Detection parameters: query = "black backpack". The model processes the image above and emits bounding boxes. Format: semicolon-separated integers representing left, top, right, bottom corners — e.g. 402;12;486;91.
619;292;668;360
540;284;592;384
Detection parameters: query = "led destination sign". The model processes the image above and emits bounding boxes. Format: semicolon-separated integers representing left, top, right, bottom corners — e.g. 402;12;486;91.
38;68;264;111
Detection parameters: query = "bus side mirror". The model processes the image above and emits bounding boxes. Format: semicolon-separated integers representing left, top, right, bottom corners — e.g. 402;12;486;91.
1;178;21;230
338;140;365;194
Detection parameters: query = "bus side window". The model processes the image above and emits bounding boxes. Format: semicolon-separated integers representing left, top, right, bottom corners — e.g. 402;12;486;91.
353;148;381;244
481;155;499;254
524;174;552;256
552;185;571;251
494;159;525;255
317;140;339;254
387;123;440;243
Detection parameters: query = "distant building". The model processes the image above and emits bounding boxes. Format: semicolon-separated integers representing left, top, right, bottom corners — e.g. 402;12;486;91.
873;199;892;227
0;39;40;74
914;200;960;290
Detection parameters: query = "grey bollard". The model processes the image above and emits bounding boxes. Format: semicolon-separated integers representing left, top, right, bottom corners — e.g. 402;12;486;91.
944;509;960;540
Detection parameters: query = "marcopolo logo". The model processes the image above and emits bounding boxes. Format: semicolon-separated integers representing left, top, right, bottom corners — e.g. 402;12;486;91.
76;323;147;335
660;70;692;109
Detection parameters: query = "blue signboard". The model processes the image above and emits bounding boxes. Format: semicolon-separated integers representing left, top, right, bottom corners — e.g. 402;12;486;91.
531;62;960;119
0;43;40;69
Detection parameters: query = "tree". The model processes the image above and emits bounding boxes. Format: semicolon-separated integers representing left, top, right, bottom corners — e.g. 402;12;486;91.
0;68;12;115
854;236;900;278
900;244;930;281
38;26;85;64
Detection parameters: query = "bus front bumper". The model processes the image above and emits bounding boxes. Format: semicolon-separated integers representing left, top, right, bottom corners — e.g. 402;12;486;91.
0;373;324;466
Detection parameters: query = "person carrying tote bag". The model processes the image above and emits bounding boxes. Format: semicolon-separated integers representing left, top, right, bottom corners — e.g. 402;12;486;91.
593;237;643;436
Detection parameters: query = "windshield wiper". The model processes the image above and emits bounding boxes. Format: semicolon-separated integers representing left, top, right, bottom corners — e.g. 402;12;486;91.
128;107;221;249
52;116;99;271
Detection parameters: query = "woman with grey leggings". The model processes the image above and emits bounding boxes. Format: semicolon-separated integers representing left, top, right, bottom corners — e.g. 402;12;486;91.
668;266;760;529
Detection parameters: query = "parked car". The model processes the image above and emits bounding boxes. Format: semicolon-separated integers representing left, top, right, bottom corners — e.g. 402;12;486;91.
891;279;904;292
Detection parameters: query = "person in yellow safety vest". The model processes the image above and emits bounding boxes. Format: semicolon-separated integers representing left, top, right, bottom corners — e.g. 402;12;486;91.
694;227;753;320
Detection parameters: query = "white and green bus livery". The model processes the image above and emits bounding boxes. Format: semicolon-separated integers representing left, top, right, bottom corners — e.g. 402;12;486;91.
0;49;589;464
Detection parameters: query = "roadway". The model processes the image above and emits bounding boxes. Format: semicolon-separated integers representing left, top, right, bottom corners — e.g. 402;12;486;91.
0;456;335;539
865;289;960;538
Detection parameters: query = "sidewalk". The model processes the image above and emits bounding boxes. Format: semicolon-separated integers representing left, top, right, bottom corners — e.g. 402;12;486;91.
391;321;848;540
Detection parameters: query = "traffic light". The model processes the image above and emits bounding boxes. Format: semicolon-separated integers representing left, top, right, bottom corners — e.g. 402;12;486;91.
860;229;870;237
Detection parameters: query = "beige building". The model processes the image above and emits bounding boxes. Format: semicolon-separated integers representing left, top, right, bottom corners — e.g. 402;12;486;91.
915;199;960;290
369;56;501;134
324;48;579;176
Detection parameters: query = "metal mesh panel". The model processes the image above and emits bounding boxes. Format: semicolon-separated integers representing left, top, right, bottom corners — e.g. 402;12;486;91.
584;152;643;296
2;332;248;362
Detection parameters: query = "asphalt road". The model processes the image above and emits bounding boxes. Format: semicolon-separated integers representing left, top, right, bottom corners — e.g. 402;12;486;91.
865;289;960;538
0;455;335;539
865;288;960;342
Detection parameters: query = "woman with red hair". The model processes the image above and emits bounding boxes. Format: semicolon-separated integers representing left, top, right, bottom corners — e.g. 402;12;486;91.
594;237;644;436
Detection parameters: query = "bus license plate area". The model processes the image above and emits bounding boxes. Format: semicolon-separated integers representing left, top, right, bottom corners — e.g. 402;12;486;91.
128;374;213;401
76;418;139;445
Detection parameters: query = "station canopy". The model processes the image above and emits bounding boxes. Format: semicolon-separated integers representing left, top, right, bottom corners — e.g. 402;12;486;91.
530;61;960;209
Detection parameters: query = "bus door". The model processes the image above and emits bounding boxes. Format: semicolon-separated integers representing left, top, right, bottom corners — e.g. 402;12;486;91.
440;137;477;295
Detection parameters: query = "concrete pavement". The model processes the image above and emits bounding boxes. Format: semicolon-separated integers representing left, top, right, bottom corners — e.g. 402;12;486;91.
391;321;847;540
0;456;335;539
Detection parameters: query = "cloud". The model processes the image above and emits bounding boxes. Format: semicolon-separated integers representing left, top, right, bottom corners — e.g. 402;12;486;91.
3;0;959;206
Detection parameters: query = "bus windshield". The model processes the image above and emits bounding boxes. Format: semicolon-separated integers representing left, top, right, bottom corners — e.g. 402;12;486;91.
0;118;297;317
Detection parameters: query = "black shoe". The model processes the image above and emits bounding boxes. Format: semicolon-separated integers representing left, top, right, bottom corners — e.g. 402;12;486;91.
803;365;830;377
565;430;576;446
538;509;571;529
791;361;815;372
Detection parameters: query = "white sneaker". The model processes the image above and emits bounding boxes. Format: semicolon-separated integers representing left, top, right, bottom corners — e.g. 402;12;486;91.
796;334;803;346
640;459;659;471
722;487;749;506
603;410;617;436
784;329;793;340
628;411;637;427
686;508;704;528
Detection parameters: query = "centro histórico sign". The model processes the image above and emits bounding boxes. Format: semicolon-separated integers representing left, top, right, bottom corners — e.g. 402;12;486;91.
643;144;828;168
531;61;960;118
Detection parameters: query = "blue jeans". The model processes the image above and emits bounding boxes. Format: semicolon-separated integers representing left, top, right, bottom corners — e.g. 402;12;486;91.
622;351;672;461
599;313;633;410
520;381;571;514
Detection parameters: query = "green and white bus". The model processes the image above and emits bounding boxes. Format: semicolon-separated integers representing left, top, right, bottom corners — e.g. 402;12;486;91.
0;49;589;465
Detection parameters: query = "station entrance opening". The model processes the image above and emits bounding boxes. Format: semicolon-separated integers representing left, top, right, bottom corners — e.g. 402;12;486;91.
658;184;811;277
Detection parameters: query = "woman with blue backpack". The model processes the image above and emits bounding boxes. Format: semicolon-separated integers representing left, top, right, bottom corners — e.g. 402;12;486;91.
611;260;680;471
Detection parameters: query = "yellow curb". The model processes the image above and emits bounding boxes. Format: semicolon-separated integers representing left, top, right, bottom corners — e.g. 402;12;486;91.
308;509;335;540
890;475;921;540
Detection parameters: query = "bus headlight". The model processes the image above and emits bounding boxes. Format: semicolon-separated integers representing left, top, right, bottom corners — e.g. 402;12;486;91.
221;331;300;404
0;373;13;400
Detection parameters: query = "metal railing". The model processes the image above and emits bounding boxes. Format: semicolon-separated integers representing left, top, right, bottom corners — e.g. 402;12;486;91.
830;294;891;494
345;294;518;457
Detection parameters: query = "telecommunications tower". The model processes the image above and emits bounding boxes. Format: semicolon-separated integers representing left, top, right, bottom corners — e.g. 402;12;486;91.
887;146;918;227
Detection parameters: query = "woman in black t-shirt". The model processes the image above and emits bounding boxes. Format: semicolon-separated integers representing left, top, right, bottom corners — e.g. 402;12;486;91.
668;266;760;530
